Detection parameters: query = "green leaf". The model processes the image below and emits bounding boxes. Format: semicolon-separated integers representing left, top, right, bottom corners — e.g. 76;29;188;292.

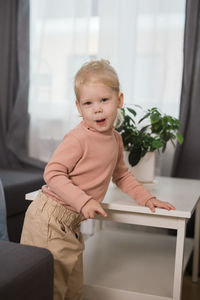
127;107;137;117
139;125;150;134
176;132;184;144
138;113;150;123
150;113;160;124
162;143;167;152
128;147;142;166
134;104;142;109
152;140;163;149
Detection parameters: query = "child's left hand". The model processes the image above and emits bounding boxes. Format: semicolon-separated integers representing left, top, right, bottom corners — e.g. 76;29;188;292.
145;197;175;213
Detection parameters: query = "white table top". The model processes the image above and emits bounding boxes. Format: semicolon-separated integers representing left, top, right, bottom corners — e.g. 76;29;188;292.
26;176;200;219
103;176;200;218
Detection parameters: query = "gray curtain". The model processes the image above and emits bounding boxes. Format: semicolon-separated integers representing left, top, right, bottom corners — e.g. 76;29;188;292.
0;179;8;240
172;0;200;275
0;0;44;169
172;0;200;179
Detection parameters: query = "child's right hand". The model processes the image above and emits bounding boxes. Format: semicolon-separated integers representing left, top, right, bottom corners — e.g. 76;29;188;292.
81;199;107;219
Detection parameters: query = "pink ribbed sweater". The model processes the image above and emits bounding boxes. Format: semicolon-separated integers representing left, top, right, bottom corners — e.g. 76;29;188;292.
42;120;154;213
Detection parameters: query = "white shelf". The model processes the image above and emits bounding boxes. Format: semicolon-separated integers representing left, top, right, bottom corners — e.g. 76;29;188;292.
83;229;193;300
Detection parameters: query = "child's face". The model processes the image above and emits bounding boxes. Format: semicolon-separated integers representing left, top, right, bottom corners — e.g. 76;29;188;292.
76;80;123;133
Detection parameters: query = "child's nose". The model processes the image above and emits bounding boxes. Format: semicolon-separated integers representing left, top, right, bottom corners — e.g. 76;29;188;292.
94;104;103;113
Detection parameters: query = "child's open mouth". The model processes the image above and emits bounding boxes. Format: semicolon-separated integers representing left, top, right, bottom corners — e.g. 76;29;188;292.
96;119;106;125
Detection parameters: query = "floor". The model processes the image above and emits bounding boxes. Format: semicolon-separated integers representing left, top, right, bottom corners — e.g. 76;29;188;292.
182;274;200;300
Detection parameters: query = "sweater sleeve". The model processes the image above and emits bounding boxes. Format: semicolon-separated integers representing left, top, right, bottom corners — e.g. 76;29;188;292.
43;134;92;213
112;133;155;206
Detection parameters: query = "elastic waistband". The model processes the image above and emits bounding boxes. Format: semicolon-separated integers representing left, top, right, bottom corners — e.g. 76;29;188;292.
35;190;85;228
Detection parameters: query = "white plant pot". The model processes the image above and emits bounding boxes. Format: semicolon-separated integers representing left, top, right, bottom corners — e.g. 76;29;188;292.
124;151;155;183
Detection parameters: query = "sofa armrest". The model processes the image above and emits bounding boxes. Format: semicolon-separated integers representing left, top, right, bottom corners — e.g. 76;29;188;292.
0;240;54;300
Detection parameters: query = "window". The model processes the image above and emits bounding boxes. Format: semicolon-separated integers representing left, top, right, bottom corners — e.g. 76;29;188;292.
29;0;185;162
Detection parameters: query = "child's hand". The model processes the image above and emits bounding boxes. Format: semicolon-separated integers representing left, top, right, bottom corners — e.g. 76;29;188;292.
81;199;107;219
145;198;175;213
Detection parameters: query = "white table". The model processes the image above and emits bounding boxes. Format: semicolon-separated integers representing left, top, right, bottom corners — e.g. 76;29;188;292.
83;176;200;300
26;176;200;300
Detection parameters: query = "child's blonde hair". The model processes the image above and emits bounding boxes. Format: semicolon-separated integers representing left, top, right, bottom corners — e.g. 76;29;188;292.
74;59;120;101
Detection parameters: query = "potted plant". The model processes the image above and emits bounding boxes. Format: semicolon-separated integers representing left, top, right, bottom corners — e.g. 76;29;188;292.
116;106;183;182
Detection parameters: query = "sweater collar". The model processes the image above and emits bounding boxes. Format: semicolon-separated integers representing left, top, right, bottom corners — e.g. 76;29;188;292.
81;120;114;136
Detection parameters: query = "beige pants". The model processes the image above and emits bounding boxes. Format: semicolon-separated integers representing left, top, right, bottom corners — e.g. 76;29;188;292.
21;191;85;300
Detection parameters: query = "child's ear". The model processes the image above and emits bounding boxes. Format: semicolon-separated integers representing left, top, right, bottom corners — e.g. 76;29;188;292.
118;93;124;108
76;100;82;116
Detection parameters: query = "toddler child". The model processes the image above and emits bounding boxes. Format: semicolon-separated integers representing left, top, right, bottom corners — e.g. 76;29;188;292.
21;59;175;300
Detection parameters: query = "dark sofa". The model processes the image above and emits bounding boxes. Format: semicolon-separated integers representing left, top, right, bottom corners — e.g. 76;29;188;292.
0;240;54;300
0;167;45;242
0;168;54;299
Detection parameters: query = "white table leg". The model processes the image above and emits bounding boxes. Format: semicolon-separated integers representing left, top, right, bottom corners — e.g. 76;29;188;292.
192;198;200;282
173;219;186;300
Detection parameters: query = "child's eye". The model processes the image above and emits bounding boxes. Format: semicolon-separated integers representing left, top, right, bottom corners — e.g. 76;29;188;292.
101;98;108;102
84;101;92;105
